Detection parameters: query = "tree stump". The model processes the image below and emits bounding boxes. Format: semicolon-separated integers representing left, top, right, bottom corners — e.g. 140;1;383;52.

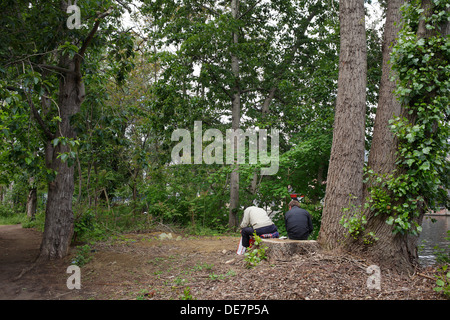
261;239;320;262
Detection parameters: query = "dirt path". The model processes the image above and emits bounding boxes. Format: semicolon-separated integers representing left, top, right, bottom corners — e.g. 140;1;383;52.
0;224;445;300
0;224;46;299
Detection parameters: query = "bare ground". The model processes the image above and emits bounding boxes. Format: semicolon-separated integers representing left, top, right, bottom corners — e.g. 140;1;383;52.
0;224;446;300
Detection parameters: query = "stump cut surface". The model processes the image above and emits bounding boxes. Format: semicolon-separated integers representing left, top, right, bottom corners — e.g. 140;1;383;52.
262;239;320;262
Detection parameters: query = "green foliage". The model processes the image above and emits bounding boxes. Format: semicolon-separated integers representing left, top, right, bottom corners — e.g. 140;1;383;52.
364;0;450;235
433;230;450;298
339;195;379;245
71;244;93;267
73;208;106;242
434;264;450;298
0;210;28;225
244;232;268;268
0;205;14;218
193;262;214;271
180;286;195;300
340;209;367;240
0;0;385;244
21;210;45;231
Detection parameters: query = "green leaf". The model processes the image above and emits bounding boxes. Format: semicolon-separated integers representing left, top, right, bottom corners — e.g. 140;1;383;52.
386;216;394;225
59;153;68;162
419;161;430;171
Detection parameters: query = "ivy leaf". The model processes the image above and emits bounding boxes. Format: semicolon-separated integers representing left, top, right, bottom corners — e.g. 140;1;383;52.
59;153;68;162
419;161;430;171
406;133;415;143
386;216;394;225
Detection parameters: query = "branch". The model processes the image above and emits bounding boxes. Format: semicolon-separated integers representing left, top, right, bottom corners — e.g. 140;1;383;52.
209;72;233;99
6;86;20;92
192;1;220;16
26;92;55;140
240;87;267;94
239;0;263;20
78;6;114;57
251;9;318;114
36;64;76;75
275;10;317;80
200;60;233;99
4;50;59;67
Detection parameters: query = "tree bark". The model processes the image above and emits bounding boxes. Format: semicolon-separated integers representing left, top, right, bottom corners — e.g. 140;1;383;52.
356;0;448;272
26;187;37;220
262;239;320;262
38;57;84;260
228;0;241;229
37;3;111;260
365;0;403;180
318;0;367;250
352;0;416;272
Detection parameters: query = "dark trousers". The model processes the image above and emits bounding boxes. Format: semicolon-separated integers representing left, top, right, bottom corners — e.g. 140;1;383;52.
241;224;277;247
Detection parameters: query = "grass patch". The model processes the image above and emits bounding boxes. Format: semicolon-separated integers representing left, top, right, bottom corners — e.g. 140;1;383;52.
0;212;29;225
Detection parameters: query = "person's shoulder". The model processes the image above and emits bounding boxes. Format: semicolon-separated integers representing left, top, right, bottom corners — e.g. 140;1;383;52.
294;206;309;214
300;208;311;215
246;206;262;213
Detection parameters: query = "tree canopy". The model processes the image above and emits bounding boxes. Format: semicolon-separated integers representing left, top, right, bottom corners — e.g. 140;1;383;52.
0;0;448;273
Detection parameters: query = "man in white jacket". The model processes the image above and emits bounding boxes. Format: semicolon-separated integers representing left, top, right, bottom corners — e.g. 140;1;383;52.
240;206;278;247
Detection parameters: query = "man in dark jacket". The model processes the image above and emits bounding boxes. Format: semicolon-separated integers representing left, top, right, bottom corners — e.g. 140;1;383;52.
284;200;313;240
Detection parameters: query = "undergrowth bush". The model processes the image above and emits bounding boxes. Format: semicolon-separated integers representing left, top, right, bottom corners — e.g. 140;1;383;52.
244;233;268;268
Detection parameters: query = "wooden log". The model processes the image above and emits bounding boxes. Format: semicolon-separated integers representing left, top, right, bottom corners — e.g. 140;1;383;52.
261;239;320;262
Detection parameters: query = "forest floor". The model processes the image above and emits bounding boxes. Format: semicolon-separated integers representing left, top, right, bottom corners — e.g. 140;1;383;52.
0;224;446;301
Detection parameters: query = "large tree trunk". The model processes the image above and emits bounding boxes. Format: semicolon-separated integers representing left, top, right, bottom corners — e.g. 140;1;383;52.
353;0;448;272
38;58;85;260
351;0;416;272
36;4;110;260
365;0;403;179
318;0;367;249
228;0;241;229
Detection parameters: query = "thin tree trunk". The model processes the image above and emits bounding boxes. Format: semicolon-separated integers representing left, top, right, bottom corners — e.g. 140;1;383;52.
76;150;82;203
26;187;37;220
229;0;241;229
318;0;367;250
